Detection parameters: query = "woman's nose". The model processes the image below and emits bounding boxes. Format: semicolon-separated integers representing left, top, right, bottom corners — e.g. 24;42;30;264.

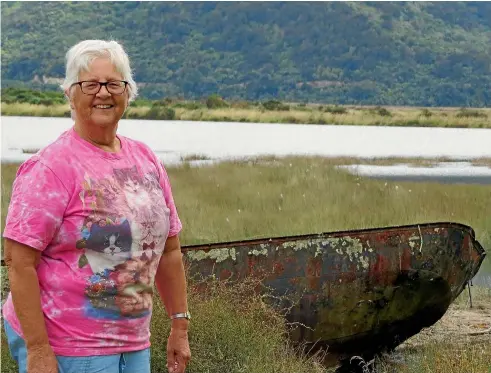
96;85;111;97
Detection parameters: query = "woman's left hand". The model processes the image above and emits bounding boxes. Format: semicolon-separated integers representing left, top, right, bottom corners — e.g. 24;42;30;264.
167;323;191;373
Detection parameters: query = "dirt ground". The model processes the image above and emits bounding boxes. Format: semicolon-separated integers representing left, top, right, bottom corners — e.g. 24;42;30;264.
400;295;491;349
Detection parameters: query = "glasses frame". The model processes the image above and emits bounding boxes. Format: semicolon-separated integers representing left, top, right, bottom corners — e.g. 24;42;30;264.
71;80;129;95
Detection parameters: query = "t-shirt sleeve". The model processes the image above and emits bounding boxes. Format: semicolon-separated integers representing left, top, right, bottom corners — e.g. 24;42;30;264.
156;161;182;237
3;159;70;251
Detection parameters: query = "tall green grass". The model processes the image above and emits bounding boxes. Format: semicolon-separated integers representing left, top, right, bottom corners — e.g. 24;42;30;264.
150;276;327;373
0;275;327;373
1;157;490;373
166;157;491;250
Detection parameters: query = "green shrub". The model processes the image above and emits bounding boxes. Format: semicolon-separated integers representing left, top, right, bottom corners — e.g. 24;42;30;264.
146;107;176;120
324;106;347;114
1;87;66;105
370;106;392;117
420;109;433;117
151;100;170;107
206;94;229;109
262;100;290;111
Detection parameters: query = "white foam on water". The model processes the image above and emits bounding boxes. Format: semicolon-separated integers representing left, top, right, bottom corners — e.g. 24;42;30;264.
339;163;491;177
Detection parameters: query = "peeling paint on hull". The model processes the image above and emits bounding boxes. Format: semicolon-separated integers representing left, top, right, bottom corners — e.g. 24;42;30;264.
181;222;486;358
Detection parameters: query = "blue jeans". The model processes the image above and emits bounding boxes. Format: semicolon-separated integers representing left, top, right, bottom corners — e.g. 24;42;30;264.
3;319;151;373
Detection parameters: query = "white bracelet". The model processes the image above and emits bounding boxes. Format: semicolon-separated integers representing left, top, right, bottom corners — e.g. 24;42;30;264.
170;312;191;320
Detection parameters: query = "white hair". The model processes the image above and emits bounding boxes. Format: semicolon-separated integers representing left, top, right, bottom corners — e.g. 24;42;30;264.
61;40;138;102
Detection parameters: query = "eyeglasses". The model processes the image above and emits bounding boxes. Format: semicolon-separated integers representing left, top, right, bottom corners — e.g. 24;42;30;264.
71;80;129;95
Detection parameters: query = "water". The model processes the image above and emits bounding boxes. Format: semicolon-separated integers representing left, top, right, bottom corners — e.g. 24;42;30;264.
2;116;491;284
367;175;491;185
3;116;491;162
474;256;491;288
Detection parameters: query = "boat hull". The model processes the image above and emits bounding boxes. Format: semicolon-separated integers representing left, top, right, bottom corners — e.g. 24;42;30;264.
182;222;486;357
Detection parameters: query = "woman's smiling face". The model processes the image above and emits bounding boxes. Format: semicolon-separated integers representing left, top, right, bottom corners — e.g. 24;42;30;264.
69;58;129;128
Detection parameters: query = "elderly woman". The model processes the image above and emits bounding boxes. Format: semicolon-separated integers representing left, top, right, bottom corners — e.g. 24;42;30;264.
3;40;191;373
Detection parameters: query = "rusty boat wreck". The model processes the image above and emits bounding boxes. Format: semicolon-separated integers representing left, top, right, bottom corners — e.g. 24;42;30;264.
182;222;486;362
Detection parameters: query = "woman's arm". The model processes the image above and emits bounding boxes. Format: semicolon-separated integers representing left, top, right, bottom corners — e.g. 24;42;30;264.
4;238;58;373
155;234;189;330
5;238;49;348
155;234;191;373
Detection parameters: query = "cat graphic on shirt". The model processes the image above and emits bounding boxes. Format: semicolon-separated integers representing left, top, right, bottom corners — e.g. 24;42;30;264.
78;219;133;275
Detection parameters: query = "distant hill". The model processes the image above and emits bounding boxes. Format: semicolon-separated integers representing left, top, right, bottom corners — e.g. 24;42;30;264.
2;1;491;106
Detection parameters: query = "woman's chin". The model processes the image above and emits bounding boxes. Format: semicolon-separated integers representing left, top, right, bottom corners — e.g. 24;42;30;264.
91;115;120;127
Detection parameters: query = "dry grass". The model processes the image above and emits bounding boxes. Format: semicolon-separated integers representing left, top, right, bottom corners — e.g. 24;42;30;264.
471;158;491;167
1;102;70;117
373;341;491;373
149;275;327;373
2;102;491;128
188;106;491;128
282;156;491;168
170;106;491;128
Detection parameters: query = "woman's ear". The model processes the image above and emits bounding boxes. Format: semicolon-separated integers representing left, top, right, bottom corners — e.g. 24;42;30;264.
65;89;74;109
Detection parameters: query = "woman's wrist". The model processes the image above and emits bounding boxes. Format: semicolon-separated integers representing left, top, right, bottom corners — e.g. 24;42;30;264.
170;311;191;320
171;318;189;331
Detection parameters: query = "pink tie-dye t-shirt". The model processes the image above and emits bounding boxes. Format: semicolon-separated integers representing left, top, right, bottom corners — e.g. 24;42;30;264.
2;127;182;356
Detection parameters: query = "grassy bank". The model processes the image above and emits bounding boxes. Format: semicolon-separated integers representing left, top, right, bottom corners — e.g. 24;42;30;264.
1;157;490;372
3;157;490;248
2;100;491;128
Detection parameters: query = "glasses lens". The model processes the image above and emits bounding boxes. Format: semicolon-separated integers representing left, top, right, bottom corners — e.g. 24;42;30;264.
107;81;126;94
81;82;100;94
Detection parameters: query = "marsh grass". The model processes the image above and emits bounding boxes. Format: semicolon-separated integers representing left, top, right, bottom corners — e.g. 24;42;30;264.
453;282;491;309
142;105;491;128
2;102;491;128
373;341;491;373
180;154;212;162
1;157;490;372
403;342;491;373
166;157;491;249
149;275;327;373
1;102;70;117
471;158;491;167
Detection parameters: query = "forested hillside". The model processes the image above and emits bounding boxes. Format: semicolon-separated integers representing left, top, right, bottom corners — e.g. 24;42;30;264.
2;2;491;106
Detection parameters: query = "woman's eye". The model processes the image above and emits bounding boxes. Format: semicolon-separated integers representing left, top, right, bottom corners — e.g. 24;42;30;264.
84;82;99;89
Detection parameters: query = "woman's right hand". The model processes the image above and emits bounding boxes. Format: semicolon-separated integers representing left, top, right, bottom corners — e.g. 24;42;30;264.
4;239;58;373
27;344;58;373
